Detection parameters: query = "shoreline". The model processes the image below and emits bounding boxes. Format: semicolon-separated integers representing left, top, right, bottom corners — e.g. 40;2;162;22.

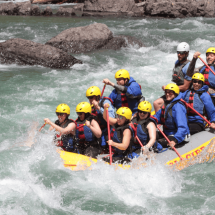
0;0;214;18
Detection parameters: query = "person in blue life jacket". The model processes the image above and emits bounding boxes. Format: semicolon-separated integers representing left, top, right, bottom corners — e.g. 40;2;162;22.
75;102;102;158
44;103;77;152
131;101;163;153
153;83;190;148
181;73;215;135
153;42;192;113
86;86;115;153
102;104;134;164
185;47;215;105
102;69;143;115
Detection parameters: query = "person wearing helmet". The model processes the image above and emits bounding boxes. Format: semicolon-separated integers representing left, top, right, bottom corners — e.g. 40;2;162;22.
153;84;190;148
131;101;163;154
44;103;77;152
186;47;215;104
103;69;143;114
102;104;134;163
86;86;115;153
75;102;102;158
181;73;215;134
153;42;191;113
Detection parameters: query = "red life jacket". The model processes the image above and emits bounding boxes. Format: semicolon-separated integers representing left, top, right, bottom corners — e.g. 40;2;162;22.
203;67;210;86
187;91;196;115
75;118;86;144
121;93;129;107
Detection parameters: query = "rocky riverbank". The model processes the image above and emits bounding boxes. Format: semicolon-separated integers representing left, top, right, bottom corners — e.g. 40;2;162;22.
0;0;214;17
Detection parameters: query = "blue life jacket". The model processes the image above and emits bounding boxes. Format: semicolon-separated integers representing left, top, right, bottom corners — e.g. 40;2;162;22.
110;123;134;157
182;85;215;125
154;93;190;144
131;116;163;152
109;77;142;114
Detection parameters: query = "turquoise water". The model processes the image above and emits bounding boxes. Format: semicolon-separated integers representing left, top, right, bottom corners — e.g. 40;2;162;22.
1;13;215;214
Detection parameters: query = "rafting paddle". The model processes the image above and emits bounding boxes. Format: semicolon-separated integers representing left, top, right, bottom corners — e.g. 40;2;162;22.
101;84;106;97
198;56;215;76
157;125;183;160
106;107;112;165
39;123;46;132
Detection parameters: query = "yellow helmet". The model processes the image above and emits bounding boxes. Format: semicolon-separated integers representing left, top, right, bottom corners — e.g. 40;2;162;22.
138;101;152;113
115;69;130;80
76;102;91;114
206;47;215;54
192;73;205;83
86;86;101;97
165;83;180;95
56;103;70;115
116;107;132;120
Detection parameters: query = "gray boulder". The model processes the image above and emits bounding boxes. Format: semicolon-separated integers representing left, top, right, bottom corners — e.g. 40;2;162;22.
0;2;18;15
56;7;75;16
41;6;52;16
84;0;143;16
204;0;214;17
0;38;82;69
102;35;144;50
46;23;113;54
145;0;197;17
17;1;32;15
31;5;40;16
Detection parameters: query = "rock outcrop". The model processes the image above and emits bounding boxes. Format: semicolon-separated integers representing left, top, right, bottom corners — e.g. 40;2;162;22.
83;0;144;17
46;23;113;54
0;38;82;69
46;23;144;54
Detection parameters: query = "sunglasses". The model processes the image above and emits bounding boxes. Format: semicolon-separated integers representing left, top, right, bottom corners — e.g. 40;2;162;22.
177;51;186;55
116;114;124;120
76;112;84;116
193;80;202;84
56;113;64;116
165;90;174;95
138;110;148;114
87;96;94;99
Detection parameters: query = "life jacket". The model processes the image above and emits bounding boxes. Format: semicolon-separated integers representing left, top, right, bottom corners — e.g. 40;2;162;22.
160;100;187;132
91;97;114;130
184;90;206;117
200;64;215;89
172;60;190;86
54;119;76;151
75;115;99;149
110;123;134;157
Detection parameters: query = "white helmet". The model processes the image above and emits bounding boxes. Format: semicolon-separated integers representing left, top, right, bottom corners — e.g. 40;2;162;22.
177;42;190;52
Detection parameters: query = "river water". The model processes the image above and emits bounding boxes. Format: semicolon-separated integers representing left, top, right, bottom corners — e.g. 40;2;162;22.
1;11;215;214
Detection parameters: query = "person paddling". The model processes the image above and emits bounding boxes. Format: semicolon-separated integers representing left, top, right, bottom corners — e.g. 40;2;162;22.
103;69;143;115
153;84;190;148
75;102;102;158
44;103;76;152
181;73;215;134
103;105;134;164
187;47;215;104
86;86;115;153
131;101;163;154
153;42;192;113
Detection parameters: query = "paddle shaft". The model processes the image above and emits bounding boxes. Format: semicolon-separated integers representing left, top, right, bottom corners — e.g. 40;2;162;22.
157;125;183;160
136;136;144;147
106;108;112;165
39;123;46;132
101;84;106;97
180;99;211;125
198;56;215;76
